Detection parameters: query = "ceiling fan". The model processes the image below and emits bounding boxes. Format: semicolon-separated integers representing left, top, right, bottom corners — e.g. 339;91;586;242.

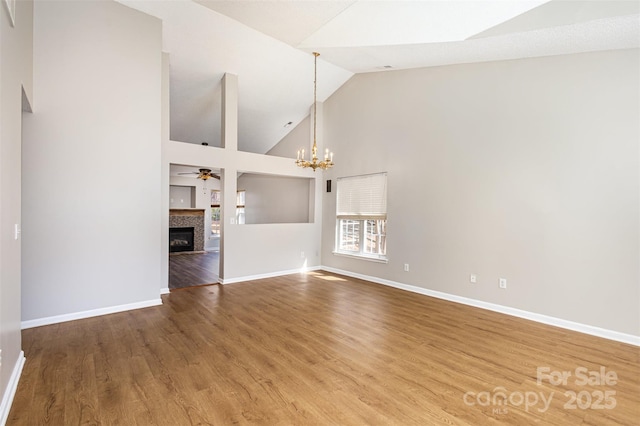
178;168;220;180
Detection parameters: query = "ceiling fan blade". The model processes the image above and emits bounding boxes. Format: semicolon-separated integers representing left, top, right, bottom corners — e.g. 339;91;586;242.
175;168;218;180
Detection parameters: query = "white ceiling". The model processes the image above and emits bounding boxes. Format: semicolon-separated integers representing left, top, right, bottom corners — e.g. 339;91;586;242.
119;0;639;157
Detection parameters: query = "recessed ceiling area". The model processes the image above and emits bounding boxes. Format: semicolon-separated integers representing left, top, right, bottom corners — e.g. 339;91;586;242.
119;0;639;155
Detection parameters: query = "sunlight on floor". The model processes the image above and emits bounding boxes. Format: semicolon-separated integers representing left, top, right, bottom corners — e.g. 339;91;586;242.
304;271;347;282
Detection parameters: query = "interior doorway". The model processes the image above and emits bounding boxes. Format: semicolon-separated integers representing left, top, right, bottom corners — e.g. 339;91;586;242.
168;164;220;290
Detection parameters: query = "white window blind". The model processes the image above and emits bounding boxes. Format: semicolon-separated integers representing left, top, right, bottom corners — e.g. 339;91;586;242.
336;173;387;220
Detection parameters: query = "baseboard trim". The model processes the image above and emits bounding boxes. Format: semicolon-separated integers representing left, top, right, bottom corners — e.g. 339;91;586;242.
0;351;25;426
21;299;163;330
321;266;640;347
221;266;322;285
160;287;170;295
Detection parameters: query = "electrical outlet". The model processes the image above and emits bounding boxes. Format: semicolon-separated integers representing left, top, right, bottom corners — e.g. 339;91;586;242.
470;274;477;283
300;251;305;258
404;264;409;272
499;278;507;289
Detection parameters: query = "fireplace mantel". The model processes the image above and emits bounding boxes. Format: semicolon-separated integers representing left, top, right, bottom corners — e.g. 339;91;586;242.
169;209;205;217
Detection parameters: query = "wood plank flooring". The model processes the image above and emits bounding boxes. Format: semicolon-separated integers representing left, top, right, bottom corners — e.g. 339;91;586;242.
8;271;640;425
169;251;219;290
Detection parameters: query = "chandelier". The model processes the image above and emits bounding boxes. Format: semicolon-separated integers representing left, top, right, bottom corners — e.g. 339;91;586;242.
296;52;334;171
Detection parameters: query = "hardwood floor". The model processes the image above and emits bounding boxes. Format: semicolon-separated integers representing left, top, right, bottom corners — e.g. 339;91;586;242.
8;271;639;425
169;251;219;290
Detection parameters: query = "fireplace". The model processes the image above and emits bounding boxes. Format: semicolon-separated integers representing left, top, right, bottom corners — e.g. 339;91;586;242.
169;227;195;253
169;209;205;251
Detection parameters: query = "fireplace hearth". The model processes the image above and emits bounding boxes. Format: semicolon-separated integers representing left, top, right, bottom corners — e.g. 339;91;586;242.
169;227;195;253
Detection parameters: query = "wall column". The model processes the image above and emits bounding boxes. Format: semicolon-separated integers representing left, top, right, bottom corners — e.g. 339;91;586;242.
219;73;239;281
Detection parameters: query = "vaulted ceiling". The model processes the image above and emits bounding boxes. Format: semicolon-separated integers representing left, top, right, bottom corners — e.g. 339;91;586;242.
119;0;639;156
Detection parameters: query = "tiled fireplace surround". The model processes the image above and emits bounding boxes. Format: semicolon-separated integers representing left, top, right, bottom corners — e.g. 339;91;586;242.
169;209;205;252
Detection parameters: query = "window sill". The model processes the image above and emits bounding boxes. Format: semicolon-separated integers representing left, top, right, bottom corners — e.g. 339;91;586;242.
332;251;389;264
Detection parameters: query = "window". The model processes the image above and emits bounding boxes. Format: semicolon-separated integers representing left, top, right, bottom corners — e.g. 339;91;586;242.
211;207;221;235
335;173;387;261
236;190;245;224
210;190;246;231
211;190;221;235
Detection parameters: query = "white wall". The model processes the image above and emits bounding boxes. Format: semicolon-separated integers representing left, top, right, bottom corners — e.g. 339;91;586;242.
0;0;32;417
238;173;311;224
321;49;640;337
22;1;163;321
169;185;194;208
